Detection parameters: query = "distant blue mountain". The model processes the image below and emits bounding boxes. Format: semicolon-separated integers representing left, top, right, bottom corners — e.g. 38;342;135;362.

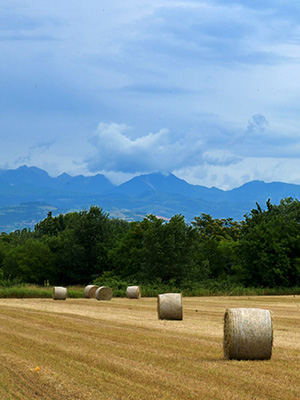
54;173;114;194
113;172;200;197
0;165;53;187
0;165;114;195
226;180;300;204
1;165;300;232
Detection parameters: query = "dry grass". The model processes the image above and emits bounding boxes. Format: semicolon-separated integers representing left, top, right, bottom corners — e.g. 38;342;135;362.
0;296;298;399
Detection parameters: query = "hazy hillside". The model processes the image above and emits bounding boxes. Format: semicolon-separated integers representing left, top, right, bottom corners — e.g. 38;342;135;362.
0;165;300;232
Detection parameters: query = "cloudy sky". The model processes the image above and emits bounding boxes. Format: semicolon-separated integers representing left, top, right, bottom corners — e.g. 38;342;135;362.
1;0;300;189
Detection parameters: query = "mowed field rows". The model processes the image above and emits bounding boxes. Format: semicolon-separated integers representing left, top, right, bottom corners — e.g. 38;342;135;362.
0;296;299;400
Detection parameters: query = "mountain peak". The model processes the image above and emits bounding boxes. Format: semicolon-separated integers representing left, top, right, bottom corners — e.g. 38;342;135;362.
0;165;51;186
16;165;50;176
116;171;201;197
2;165;300;231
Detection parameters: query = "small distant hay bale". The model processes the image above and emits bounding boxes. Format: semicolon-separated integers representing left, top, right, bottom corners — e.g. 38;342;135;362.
53;286;67;300
95;286;113;301
157;293;183;320
126;285;141;299
223;308;273;360
84;285;99;298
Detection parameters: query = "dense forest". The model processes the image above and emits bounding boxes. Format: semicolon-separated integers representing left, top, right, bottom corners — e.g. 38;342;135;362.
0;197;300;291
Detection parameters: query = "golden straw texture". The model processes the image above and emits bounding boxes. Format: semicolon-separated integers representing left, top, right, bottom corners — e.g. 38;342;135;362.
157;293;183;320
126;286;141;299
95;286;113;301
53;286;67;300
84;285;99;298
223;308;273;360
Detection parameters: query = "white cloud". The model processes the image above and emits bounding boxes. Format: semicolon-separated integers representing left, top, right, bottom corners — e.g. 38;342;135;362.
203;150;242;166
1;0;300;190
246;114;269;135
86;122;204;173
175;157;300;190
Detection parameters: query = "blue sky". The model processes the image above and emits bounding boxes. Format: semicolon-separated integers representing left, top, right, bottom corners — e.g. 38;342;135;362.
1;0;300;189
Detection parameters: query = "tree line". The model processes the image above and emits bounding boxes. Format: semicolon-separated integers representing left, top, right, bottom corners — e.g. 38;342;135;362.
0;198;300;289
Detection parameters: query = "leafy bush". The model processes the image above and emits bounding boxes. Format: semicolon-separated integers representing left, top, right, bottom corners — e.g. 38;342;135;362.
0;269;22;287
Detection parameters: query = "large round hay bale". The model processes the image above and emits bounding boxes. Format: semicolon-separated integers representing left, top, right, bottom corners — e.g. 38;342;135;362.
126;285;141;299
53;286;67;300
223;308;273;360
157;293;183;320
84;285;99;298
95;286;113;301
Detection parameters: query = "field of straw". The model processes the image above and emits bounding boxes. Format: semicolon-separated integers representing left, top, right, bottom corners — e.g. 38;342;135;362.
0;296;299;400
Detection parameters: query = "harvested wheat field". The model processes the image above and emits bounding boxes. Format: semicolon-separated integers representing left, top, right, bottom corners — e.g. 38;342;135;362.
0;296;299;400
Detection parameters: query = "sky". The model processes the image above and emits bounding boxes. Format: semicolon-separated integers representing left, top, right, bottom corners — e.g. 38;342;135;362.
1;0;300;189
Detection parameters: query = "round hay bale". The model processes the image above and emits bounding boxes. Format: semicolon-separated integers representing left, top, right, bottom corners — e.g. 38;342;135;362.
95;286;113;301
53;286;67;300
223;308;273;360
157;293;182;320
84;285;99;298
126;285;141;299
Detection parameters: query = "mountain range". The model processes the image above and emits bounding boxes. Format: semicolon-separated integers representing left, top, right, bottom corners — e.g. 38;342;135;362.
1;165;300;232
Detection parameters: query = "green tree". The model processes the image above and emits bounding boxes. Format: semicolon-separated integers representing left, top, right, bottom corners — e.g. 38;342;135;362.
34;206;113;284
2;238;54;284
69;206;111;282
192;214;242;241
35;212;66;237
238;198;300;287
109;215;198;284
109;219;150;279
191;214;241;280
140;214;197;283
